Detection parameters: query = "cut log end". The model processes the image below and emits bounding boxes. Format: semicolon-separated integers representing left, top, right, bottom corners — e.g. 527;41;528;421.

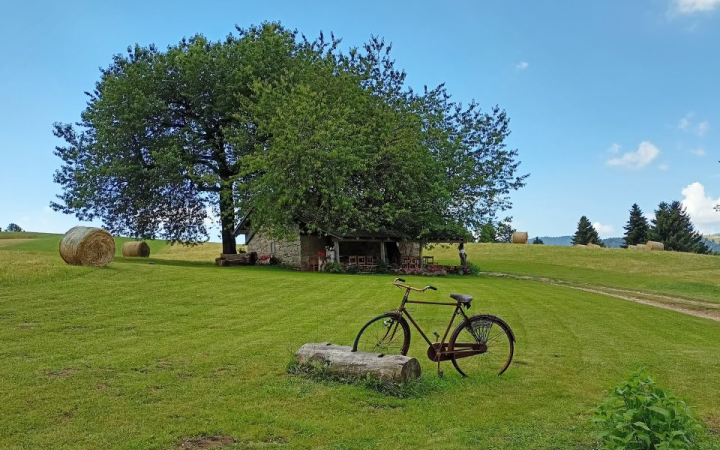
295;343;421;383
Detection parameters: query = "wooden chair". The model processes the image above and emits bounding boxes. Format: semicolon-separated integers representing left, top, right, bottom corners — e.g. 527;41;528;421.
422;255;434;266
357;255;366;266
308;257;319;272
349;255;357;265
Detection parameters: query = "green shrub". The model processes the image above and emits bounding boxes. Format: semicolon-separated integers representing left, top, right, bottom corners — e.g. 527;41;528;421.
592;370;703;450
465;261;481;275
373;261;393;274
344;264;360;275
324;261;345;274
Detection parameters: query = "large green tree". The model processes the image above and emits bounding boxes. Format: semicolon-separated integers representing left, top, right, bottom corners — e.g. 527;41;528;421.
6;223;23;232
650;201;709;254
571;216;602;246
52;24;527;252
478;222;496;243
495;217;516;243
623;203;649;246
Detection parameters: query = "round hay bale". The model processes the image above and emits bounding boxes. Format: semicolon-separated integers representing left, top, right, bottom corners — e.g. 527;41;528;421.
636;244;647;251
574;244;587;248
628;245;637;250
122;241;150;257
59;226;115;267
512;232;528;244
646;241;664;251
586;243;601;248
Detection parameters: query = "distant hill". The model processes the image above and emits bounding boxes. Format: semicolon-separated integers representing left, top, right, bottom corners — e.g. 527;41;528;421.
534;236;573;246
534;234;720;254
703;236;720;254
601;237;624;248
533;236;624;247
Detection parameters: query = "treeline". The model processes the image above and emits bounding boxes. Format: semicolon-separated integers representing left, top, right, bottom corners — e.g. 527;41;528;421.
623;202;709;254
0;223;24;233
570;202;710;254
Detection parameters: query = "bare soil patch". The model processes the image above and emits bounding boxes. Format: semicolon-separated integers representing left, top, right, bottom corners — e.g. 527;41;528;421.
45;368;80;378
178;436;236;449
484;272;720;323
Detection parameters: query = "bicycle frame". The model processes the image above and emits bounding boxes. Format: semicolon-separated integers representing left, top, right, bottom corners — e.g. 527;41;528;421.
392;281;484;362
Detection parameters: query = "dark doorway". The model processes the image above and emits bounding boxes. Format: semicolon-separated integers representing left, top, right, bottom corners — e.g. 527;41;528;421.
384;242;401;265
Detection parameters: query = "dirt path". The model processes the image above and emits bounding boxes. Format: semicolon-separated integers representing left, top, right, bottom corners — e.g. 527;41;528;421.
483;272;720;323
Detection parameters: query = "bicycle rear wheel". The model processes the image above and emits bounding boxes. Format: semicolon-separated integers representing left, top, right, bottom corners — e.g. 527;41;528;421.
449;314;514;377
353;313;410;356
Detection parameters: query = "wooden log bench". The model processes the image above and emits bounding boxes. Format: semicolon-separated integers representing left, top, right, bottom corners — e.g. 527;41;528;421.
215;252;257;266
295;342;421;383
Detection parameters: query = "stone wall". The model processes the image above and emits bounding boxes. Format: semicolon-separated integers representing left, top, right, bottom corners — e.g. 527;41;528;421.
398;241;421;258
247;233;422;270
248;231;302;268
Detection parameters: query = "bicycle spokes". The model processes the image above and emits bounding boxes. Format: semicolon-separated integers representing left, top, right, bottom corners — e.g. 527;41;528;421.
355;316;408;355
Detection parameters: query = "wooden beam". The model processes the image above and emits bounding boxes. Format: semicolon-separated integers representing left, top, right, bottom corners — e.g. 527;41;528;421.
380;242;386;263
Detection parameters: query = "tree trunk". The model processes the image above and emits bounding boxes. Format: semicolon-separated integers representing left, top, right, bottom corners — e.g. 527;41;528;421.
295;343;421;383
219;182;237;254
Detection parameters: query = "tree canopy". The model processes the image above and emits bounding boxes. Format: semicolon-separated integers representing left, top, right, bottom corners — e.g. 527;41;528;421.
650;201;709;254
52;23;527;252
571;216;602;246
623;203;649;246
5;223;23;232
495;218;516;243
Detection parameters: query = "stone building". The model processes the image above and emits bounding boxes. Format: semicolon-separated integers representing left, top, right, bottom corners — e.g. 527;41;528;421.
234;216;422;270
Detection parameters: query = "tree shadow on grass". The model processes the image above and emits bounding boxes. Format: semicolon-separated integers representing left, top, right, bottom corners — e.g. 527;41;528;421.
114;257;299;273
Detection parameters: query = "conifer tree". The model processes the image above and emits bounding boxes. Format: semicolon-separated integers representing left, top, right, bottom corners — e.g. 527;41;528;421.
571;216;602;246
650;201;709;254
623;203;649;246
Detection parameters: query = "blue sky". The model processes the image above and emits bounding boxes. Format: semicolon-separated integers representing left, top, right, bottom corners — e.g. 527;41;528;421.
1;0;719;240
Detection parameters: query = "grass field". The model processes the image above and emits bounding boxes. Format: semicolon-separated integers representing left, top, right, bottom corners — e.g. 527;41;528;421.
1;235;719;449
431;243;720;303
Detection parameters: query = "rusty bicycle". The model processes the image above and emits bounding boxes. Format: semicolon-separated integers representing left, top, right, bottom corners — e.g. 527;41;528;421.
352;278;515;377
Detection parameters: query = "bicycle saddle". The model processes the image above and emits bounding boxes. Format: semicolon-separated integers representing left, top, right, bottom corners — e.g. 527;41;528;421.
450;293;473;305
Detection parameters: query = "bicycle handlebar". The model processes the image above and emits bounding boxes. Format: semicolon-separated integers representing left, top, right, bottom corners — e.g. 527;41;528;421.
393;278;436;292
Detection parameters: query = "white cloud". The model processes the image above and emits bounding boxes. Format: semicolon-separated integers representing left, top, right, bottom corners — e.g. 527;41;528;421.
697;121;709;136
678;112;693;130
592;222;615;237
678;112;710;136
672;0;720;13
680;182;720;234
607;143;621;154
515;61;529;70
606;141;660;169
689;147;706;156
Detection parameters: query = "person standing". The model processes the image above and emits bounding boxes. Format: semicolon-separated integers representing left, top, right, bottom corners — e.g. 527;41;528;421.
458;242;467;267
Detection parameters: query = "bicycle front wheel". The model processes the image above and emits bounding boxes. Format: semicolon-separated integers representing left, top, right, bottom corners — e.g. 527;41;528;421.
449;314;514;377
353;313;410;356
